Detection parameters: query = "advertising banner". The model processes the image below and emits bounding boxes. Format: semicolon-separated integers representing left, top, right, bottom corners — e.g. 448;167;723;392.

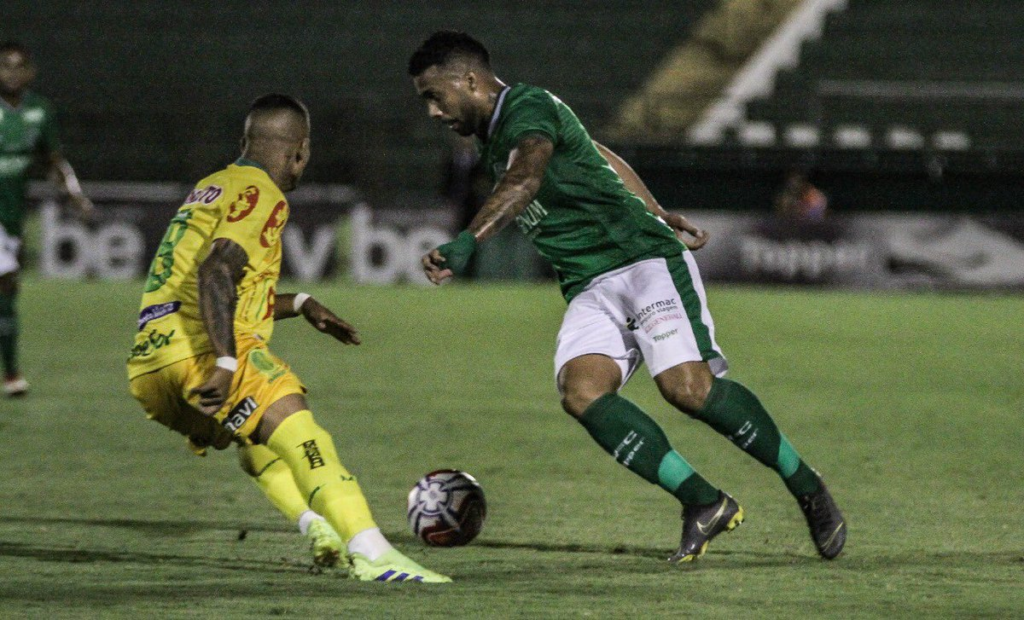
31;183;1024;290
692;212;1024;290
33;182;356;282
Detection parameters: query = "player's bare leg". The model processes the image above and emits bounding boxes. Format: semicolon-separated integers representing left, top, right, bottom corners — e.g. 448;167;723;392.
655;361;845;559
559;354;741;562
256;394;451;582
0;271;27;397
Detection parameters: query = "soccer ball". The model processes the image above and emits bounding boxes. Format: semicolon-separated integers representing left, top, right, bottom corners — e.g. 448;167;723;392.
407;469;486;547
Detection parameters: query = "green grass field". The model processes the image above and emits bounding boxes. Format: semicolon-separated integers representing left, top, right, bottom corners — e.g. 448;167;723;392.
1;279;1021;618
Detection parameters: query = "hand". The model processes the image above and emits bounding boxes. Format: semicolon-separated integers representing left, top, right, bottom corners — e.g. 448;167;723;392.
663;212;710;251
422;231;477;284
301;298;361;345
188;367;235;415
422;248;454;285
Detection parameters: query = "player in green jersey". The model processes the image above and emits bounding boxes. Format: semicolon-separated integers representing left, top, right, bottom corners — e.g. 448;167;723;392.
409;31;845;563
0;41;94;397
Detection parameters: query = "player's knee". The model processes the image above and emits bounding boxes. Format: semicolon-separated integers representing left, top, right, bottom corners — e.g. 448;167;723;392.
657;369;713;415
560;384;611;419
557;356;622;418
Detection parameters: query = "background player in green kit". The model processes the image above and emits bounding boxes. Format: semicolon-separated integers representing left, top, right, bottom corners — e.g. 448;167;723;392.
0;41;94;397
409;31;846;563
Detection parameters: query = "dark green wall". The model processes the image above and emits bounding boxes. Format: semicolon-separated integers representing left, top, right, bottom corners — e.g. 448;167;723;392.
5;0;712;203
622;146;1024;213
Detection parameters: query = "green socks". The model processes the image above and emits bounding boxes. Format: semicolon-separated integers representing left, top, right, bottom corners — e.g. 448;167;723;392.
576;381;821;503
696;378;820;496
579;393;719;506
0;292;17;377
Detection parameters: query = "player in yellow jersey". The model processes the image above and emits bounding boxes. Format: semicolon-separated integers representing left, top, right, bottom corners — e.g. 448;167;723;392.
127;94;450;583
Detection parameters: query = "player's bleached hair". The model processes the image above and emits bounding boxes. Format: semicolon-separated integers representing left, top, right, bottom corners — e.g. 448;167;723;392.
408;31;491;77
0;41;32;61
248;93;310;125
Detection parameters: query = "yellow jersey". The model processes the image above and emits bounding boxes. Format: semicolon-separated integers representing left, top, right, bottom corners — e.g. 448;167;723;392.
128;159;289;379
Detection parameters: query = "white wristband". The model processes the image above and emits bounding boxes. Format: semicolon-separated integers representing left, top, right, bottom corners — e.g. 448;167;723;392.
293;293;312;314
215;356;238;372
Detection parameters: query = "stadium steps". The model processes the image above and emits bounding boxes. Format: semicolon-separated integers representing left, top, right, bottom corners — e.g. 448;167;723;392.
606;0;799;143
734;0;1024;151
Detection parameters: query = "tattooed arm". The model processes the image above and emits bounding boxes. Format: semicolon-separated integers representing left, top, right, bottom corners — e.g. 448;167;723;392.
422;134;553;284
189;238;248;414
467;134;553;241
593;141;709;251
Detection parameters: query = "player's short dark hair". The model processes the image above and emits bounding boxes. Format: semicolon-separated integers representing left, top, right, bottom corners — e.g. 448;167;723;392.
408;31;490;77
0;41;32;61
248;93;309;123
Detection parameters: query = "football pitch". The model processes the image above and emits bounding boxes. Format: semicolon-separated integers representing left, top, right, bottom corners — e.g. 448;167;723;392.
1;279;1021;618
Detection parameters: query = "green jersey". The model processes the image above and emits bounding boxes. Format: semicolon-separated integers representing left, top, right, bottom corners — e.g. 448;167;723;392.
0;92;60;237
478;83;684;301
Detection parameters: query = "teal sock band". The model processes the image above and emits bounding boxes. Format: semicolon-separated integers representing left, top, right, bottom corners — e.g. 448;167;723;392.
579;393;719;505
777;433;801;478
659;450;720;506
657;450;695;491
697;377;821;498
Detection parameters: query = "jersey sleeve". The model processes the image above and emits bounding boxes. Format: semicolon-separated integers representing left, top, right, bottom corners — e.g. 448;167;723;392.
210;181;285;263
501;90;560;146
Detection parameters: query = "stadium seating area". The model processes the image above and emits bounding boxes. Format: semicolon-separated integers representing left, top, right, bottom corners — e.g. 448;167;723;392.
5;1;715;198
741;0;1024;151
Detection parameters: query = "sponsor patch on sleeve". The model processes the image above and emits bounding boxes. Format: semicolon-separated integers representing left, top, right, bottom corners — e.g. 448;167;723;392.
137;301;182;330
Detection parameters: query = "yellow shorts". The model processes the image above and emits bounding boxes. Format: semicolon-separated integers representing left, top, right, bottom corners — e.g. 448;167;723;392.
128;341;306;451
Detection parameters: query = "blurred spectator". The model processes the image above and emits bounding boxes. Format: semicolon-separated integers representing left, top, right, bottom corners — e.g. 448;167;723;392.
0;41;93;397
774;170;827;221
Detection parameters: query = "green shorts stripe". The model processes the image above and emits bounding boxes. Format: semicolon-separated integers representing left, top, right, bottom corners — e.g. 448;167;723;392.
665;253;720;363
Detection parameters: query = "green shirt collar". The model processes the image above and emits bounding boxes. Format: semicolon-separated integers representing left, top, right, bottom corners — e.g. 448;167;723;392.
234;157;268;173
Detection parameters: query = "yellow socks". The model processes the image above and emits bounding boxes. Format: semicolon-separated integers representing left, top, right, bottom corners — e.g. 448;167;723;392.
238;443;308;523
266;410;378;542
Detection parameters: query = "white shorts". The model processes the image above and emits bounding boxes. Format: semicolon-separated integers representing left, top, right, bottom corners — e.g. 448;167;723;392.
554;254;727;392
0;224;20;277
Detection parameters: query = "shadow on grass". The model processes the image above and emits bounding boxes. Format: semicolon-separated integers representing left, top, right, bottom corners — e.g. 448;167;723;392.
3;515;1021;573
0;540;302;573
0;514;290;536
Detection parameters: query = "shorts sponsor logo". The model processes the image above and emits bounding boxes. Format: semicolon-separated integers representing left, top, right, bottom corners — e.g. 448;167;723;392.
223;397;258;432
226;186;260;222
300;439;325;469
636;297;678;322
652;328;679;342
137;301;182;330
129;328;176;360
634;297;683;334
643;313;684;333
625;317;638;332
